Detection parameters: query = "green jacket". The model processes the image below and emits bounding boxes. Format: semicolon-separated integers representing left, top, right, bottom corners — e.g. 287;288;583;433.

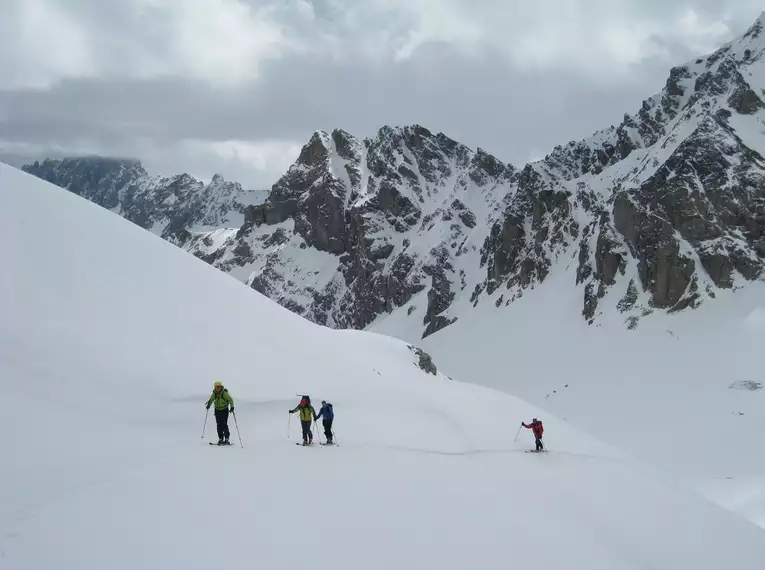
290;403;316;422
208;388;234;411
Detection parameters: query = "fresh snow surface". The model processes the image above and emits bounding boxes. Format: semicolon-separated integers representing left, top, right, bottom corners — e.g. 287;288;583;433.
370;254;765;529
3;161;765;569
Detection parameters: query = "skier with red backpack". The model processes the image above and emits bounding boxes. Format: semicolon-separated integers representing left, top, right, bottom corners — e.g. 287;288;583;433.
522;418;544;452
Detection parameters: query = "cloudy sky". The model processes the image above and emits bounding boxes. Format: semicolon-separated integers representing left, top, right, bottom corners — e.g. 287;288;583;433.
1;1;762;188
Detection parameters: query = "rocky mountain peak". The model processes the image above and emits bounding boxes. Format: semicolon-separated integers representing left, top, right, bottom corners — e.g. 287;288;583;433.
296;131;332;167
21;14;765;339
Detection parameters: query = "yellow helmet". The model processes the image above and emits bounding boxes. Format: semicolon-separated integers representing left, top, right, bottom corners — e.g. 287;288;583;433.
214;381;223;388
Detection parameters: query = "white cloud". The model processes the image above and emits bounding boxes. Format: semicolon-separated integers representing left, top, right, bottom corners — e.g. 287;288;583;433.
375;1;741;80
146;0;288;86
0;0;758;90
195;139;302;176
0;0;290;89
0;0;96;89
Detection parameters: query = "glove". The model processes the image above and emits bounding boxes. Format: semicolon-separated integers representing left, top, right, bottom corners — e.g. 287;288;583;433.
230;407;234;413
205;402;211;410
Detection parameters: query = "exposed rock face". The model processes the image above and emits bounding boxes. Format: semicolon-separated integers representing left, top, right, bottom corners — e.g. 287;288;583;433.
21;13;765;337
465;15;765;324
225;125;512;336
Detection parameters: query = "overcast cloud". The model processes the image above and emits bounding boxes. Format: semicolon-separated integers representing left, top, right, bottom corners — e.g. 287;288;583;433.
0;0;762;188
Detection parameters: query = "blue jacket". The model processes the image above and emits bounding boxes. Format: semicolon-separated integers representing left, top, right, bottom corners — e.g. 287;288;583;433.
316;403;334;421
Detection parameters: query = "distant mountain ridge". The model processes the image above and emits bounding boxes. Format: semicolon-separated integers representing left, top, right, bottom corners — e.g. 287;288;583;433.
22;157;268;239
22;13;765;338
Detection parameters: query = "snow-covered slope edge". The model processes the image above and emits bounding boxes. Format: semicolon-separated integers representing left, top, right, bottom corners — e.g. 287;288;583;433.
3;162;765;569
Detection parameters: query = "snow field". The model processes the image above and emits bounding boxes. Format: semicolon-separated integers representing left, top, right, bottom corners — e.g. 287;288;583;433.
3;162;765;569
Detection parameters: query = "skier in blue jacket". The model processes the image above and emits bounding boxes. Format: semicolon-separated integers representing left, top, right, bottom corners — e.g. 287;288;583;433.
316;400;334;444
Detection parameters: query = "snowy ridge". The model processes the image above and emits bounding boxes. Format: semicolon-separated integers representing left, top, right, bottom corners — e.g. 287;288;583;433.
5;162;765;569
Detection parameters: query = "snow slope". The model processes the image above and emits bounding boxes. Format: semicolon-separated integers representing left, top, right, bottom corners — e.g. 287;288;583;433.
370;255;765;528
3;161;765;569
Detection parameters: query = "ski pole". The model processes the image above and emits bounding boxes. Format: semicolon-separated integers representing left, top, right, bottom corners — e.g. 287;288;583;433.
287;413;291;440
513;423;522;443
201;407;209;439
232;411;244;448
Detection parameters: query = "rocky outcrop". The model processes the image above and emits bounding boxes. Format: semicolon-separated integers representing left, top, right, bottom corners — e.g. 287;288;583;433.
408;346;438;375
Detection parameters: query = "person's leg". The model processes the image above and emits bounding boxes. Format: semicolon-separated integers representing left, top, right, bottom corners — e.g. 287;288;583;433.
536;437;543;451
221;409;230;441
323;419;332;441
301;420;310;443
215;409;225;441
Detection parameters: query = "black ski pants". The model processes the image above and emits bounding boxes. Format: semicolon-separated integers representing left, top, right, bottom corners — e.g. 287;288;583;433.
323;418;333;441
535;436;544;451
215;408;230;440
301;420;313;442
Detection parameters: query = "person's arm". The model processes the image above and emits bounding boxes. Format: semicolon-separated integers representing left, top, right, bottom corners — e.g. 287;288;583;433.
312;406;317;420
206;393;213;408
289;406;298;413
226;392;234;412
316;407;324;420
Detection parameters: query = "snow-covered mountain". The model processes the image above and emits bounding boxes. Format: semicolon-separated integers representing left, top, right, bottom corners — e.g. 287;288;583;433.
22;156;268;237
24;15;765;340
223;14;765;337
5;161;765;569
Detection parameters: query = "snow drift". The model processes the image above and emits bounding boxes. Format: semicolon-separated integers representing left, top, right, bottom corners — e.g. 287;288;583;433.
2;161;765;569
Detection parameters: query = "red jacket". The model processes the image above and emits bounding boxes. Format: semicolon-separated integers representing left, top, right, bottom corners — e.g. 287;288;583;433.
524;420;544;438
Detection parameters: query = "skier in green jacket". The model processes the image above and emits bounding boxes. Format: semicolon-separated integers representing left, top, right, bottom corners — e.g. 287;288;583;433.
206;381;234;445
289;395;316;445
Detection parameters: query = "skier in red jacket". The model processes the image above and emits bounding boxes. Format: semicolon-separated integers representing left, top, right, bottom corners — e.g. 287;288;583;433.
522;418;544;452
